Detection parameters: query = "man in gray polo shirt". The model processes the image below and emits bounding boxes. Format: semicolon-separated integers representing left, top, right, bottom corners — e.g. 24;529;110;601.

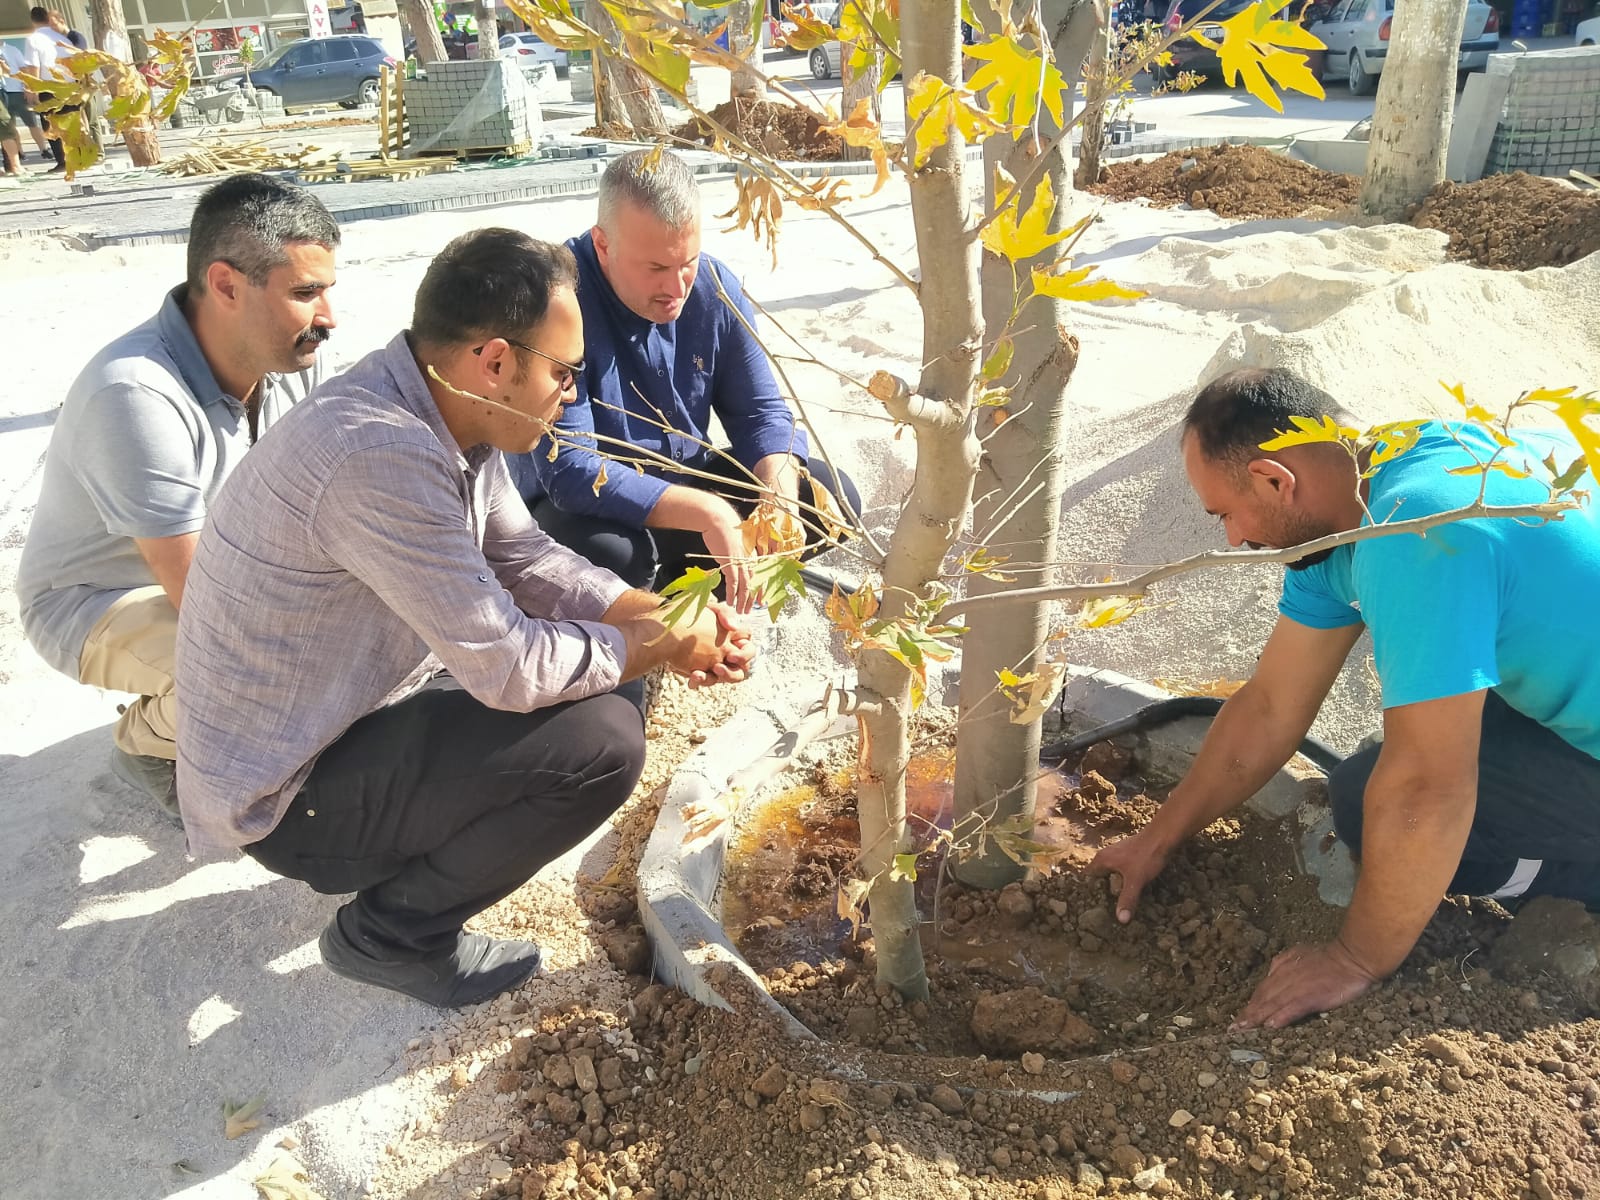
17;173;339;816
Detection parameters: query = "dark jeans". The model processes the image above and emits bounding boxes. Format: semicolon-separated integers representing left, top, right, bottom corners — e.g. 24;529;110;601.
246;681;645;959
1329;690;1600;904
528;453;861;592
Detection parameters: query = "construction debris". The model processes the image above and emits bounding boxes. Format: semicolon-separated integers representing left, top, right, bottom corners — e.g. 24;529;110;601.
158;141;341;178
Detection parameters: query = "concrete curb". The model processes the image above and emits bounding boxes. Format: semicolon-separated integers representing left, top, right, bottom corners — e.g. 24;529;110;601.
638;663;1353;1039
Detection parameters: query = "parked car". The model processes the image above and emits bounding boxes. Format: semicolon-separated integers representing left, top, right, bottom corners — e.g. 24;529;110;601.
1153;0;1258;84
1310;0;1499;95
233;34;395;109
1577;14;1600;43
498;31;568;72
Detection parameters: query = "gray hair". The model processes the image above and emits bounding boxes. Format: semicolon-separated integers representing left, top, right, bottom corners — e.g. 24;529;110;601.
597;148;700;232
186;173;340;294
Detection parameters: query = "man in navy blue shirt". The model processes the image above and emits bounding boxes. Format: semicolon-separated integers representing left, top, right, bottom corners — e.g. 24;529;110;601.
510;148;859;613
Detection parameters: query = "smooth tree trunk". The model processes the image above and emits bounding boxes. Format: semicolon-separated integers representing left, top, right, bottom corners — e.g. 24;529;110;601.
89;0;161;167
729;0;764;99
475;0;500;60
840;31;884;146
857;0;983;1001
1074;2;1113;189
402;0;449;63
1358;0;1469;219
952;0;1097;888
590;1;669;135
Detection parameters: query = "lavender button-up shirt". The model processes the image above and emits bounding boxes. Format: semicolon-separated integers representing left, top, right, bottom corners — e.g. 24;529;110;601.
175;333;630;858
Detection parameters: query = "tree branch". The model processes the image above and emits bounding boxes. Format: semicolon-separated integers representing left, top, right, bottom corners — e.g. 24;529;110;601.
937;498;1579;621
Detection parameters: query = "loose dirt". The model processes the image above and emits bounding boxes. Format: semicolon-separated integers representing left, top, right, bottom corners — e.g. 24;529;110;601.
1092;145;1600;273
675;98;846;162
1410;172;1600;272
1089;144;1361;219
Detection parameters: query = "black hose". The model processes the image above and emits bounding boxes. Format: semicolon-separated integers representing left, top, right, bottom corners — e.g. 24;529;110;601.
1039;694;1345;774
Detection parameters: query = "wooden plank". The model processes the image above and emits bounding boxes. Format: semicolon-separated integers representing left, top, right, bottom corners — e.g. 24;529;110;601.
378;65;391;161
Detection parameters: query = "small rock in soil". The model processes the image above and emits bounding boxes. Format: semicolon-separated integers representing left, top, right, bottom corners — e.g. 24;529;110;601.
929;1084;966;1115
599;927;652;975
971;987;1097;1055
1021;1051;1045;1075
997;882;1035;927
752;1063;787;1099
1079;740;1132;779
798;1102;827;1132
1077;1162;1105;1189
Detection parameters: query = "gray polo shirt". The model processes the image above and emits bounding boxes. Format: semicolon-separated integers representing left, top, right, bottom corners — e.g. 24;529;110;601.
16;286;319;677
175;333;629;858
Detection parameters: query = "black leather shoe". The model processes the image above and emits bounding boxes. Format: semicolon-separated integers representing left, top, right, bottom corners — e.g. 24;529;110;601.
319;920;544;1008
109;748;182;823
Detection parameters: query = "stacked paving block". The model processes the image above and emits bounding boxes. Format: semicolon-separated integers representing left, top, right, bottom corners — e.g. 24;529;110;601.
405;59;541;156
1484;46;1600;177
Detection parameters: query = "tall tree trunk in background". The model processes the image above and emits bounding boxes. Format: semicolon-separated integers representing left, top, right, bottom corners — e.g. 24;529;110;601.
1074;1;1112;189
475;0;500;59
839;46;882;159
402;0;448;63
89;0;161;167
857;0;983;1001
951;0;1097;889
1358;0;1468;219
730;0;764;99
590;1;669;135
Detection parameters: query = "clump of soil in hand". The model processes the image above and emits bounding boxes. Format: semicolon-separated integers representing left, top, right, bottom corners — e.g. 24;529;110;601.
1089;143;1360;218
1410;172;1600;271
674;98;845;161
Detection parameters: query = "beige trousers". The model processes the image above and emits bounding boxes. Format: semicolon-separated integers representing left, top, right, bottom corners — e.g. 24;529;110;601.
77;585;179;761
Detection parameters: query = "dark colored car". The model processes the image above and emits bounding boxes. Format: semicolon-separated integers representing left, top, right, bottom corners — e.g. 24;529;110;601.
235;34;395;109
1153;0;1259;84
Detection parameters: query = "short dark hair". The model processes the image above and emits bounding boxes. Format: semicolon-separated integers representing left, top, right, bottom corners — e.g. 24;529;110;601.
411;229;578;349
30;7;49;23
1183;367;1351;469
186;173;340;294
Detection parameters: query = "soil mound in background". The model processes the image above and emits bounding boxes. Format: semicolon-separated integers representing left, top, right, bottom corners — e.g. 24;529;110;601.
1411;172;1600;272
675;98;845;162
1090;144;1360;219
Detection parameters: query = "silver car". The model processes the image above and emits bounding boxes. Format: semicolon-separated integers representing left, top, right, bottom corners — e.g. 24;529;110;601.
1310;0;1500;95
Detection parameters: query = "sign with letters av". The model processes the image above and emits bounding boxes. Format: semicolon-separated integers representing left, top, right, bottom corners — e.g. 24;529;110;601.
306;0;332;37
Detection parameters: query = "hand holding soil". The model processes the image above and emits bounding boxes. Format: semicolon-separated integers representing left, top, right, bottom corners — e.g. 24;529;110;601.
1087;824;1172;924
1232;937;1383;1030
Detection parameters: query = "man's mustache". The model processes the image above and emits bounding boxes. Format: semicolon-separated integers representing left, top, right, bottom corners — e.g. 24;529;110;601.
296;326;331;349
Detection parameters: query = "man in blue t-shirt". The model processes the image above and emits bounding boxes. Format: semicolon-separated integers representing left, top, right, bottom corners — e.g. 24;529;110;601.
1091;367;1600;1031
509;148;859;615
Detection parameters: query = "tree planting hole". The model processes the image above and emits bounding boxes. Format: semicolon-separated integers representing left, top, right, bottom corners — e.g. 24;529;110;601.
722;739;1356;1061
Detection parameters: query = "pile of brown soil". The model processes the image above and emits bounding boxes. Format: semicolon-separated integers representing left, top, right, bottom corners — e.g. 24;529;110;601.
675;98;845;162
1089;143;1361;219
1410;172;1600;272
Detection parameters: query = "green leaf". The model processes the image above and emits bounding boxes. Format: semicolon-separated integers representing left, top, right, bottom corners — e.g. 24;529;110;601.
981;337;1014;381
889;852;919;882
653;565;722;639
751;554;806;622
1551;454;1590;494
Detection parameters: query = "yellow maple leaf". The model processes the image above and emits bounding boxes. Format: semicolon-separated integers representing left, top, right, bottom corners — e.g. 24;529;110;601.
1257;413;1358;452
1030;263;1144;303
504;0;593;49
819;97;893;195
740;497;806;557
782;3;837;50
1190;0;1325;113
963;36;1067;131
1078;595;1144;629
982;169;1074;262
904;72;999;169
1530;388;1600;483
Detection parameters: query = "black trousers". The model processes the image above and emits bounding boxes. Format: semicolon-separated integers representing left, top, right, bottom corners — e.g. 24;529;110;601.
246;681;645;959
528;453;862;592
1329;690;1600;905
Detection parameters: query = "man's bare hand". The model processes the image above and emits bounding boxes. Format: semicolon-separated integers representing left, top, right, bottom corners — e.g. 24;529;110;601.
1086;826;1173;924
1232;938;1382;1031
701;507;755;616
669;601;757;687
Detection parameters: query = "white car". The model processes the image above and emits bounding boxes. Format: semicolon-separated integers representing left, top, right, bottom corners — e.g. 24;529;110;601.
499;31;568;72
1310;0;1499;95
1577;15;1600;44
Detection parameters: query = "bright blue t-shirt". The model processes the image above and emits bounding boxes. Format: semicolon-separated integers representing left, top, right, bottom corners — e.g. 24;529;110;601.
1280;421;1600;758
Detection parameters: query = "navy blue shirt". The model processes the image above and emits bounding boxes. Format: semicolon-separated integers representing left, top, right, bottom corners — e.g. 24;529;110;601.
514;232;805;526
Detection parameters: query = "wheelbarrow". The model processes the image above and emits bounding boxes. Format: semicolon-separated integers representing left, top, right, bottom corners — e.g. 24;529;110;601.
191;86;248;126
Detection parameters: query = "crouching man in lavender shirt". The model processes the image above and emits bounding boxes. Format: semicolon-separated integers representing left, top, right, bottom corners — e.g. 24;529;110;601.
175;229;754;1008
